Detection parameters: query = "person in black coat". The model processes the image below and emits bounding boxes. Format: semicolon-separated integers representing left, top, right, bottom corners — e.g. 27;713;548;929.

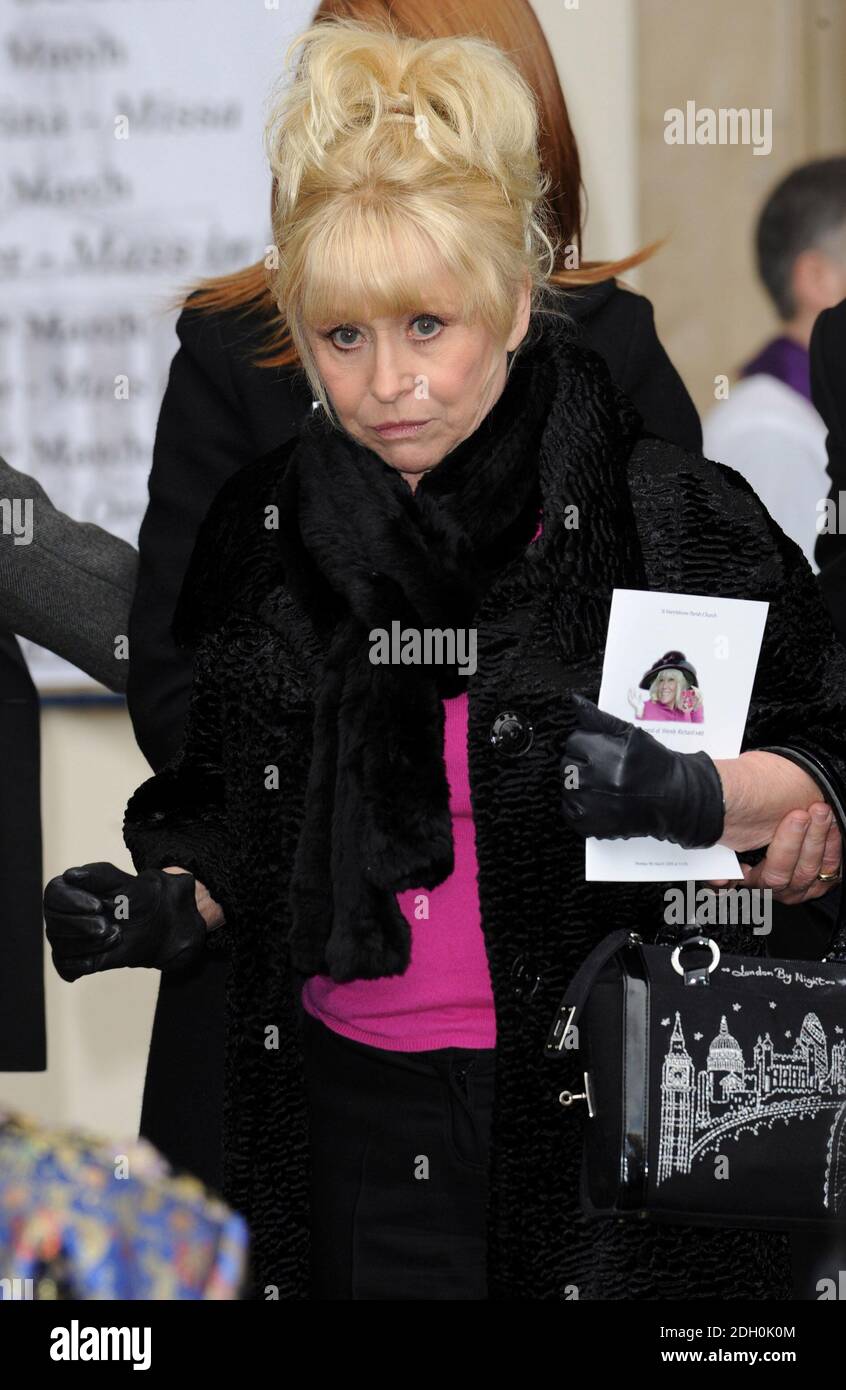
807;301;846;940
0;633;44;1073
125;154;709;1219
812;296;846;628
124;0;702;1198
123;280;703;1198
794;294;846;1299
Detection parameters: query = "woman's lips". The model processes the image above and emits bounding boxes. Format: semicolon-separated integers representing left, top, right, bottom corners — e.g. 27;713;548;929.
373;420;432;438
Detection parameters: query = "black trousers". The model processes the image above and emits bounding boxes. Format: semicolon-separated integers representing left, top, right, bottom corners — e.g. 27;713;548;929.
302;1007;496;1300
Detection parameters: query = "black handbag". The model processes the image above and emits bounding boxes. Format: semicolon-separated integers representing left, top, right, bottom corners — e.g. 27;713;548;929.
545;750;846;1231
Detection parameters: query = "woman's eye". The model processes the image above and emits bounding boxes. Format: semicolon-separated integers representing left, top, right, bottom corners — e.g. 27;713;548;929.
329;325;361;350
410;314;444;340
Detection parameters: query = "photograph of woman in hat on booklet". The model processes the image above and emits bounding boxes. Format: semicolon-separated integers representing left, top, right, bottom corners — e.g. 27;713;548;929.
628;649;705;723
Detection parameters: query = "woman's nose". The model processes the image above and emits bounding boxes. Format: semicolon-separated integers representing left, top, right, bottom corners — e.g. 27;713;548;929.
369;343;416;401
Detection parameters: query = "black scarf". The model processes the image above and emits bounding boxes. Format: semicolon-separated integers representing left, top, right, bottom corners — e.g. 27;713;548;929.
284;320;633;982
283;318;647;984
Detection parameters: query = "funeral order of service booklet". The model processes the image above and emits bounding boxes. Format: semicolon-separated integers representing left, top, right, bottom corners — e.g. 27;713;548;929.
585;588;769;882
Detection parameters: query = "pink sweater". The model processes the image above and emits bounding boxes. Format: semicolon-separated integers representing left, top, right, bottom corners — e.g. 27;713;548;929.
300;511;543;1050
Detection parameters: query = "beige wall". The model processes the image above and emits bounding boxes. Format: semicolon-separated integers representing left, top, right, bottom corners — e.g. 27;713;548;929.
535;0;639;264
636;0;846;419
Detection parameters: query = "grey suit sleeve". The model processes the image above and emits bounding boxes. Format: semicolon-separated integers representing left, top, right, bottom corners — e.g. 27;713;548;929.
0;455;138;692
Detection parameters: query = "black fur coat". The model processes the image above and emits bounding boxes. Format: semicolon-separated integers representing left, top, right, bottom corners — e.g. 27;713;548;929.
123;335;846;1300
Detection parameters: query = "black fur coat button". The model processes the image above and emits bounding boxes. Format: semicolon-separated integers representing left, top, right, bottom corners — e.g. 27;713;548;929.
489;710;534;756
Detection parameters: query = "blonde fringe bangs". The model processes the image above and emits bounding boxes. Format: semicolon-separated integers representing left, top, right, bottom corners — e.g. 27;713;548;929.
294;186;531;331
263;18;564;412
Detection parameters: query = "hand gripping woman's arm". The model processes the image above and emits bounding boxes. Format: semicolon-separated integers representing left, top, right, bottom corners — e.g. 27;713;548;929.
121;623;234;928
45;623;234;981
44;446;297;982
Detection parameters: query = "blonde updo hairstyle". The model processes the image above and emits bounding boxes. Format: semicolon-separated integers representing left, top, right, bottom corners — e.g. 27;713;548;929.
263;17;564;418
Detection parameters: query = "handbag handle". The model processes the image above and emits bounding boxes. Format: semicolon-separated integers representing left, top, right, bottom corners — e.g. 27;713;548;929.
545;928;641;1054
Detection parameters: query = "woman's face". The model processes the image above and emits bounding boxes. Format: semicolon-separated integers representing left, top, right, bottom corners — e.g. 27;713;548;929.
303;273;531;493
656;674;678;705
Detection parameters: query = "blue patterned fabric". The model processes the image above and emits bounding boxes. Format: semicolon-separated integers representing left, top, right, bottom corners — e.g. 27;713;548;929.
0;1108;248;1299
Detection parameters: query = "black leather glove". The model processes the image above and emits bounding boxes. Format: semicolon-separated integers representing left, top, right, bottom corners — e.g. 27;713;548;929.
560;693;725;848
44;862;207;982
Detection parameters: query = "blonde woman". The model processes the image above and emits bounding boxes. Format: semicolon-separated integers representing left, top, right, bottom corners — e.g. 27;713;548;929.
45;21;846;1301
125;0;700;1225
